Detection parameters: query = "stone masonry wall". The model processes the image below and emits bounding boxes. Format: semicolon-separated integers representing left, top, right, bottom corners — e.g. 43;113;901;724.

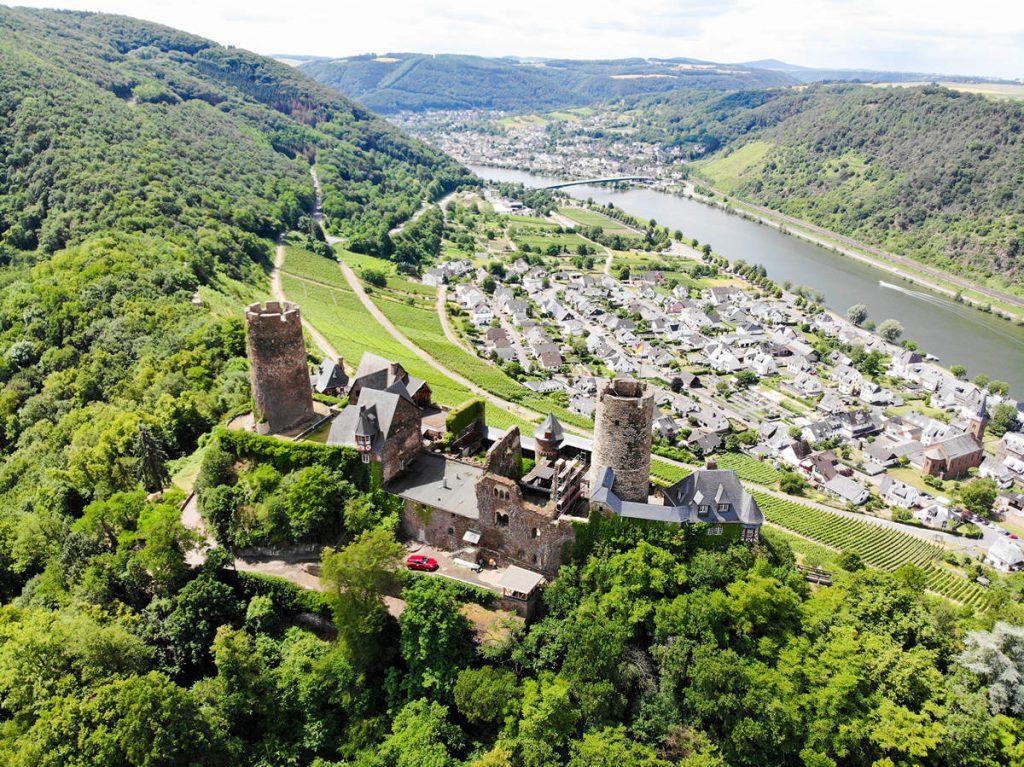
591;378;654;503
400;478;576;577
246;301;315;433
380;396;424;483
485;426;522;479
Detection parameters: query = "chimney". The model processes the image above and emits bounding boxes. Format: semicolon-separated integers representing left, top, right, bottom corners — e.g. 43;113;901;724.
705;458;718;470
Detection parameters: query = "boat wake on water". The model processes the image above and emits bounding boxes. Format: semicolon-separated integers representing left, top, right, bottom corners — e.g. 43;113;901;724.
878;281;1024;347
877;280;957;308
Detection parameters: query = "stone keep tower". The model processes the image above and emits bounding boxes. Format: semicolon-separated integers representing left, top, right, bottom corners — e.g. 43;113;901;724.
245;301;315;433
591;378;654;502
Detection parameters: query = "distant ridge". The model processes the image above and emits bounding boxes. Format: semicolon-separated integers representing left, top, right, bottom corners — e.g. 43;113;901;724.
295;53;797;113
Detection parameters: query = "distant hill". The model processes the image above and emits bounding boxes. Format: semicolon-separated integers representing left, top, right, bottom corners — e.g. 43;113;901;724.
740;58;1019;85
296;53;797;112
627;85;1024;290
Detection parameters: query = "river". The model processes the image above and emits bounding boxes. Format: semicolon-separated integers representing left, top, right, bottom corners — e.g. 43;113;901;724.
471;165;1024;399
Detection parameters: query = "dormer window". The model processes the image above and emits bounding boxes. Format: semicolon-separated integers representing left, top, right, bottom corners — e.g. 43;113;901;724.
698;504;709;516
717;503;729;513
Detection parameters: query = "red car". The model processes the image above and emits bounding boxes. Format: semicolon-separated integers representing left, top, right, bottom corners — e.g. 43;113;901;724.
406;554;439;572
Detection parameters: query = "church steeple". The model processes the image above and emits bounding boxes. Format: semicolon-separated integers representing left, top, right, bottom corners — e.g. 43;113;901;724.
969;392;989;443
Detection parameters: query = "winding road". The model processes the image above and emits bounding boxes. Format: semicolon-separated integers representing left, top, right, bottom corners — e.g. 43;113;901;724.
295;167;987;561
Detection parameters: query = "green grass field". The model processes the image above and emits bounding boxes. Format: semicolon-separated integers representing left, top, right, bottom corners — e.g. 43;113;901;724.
694;139;773;194
557;206;633;233
505;214;559;228
510;228;590;252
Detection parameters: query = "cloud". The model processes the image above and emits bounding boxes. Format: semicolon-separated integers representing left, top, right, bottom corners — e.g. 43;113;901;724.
13;0;1024;78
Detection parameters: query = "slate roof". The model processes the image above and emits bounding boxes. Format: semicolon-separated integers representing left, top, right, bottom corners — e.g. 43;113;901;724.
931;433;983;460
312;357;348;393
534;413;565;445
387;453;483;519
590;467;762;527
327;385;412;455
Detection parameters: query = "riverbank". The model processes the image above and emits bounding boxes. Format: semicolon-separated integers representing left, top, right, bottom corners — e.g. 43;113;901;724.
471;164;1024;397
679;180;1024;324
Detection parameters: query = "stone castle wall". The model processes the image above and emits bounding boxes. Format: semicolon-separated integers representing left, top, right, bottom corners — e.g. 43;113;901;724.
245;301;314;433
591;378;654;503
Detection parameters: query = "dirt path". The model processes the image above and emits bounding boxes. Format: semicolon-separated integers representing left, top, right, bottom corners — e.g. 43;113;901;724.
436;286;476;355
336;259;546;425
273;238;341;362
180;493;405;616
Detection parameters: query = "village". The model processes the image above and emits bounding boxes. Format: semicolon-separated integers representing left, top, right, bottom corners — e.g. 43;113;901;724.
237;182;1024;621
395;108;689;183
396;187;1024;572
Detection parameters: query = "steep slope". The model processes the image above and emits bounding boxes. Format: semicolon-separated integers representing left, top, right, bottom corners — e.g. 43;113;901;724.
297;53;796;113
629;85;1024;291
0;8;468;587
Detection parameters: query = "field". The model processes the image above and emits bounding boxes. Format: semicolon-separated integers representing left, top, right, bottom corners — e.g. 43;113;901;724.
694;139;773;194
753;491;990;607
505;214;559;228
509;226;591;252
714;452;780;485
367;288;593;430
870;80;1024;102
558;206;634;234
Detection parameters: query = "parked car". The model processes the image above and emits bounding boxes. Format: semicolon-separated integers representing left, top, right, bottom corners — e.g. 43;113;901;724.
406;555;439;572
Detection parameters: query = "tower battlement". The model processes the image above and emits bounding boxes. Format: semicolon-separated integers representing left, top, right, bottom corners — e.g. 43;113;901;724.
590;378;654;503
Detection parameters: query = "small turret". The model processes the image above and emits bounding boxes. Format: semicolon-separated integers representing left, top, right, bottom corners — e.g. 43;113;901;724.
533;413;565;461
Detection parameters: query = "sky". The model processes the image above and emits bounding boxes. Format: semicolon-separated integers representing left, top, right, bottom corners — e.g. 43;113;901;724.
14;0;1024;79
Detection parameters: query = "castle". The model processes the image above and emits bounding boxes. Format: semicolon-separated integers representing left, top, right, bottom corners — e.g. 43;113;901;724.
327;355;763;576
243;306;762;581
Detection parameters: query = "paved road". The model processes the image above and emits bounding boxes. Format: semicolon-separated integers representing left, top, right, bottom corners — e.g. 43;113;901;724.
336;258;552;426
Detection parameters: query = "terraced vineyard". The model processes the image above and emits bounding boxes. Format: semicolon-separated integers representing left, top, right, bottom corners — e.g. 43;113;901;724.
753;492;990;607
923;565;991;609
715;452;780;485
753;491;942;568
651;458;691;485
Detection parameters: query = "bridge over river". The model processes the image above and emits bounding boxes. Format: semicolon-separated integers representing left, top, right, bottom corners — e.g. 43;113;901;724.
541;175;652;189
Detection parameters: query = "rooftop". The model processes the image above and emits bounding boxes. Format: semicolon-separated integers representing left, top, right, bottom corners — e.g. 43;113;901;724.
386;453;484;520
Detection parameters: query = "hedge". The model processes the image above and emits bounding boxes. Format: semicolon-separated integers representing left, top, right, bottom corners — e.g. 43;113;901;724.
446;398;486;436
211;427;369;488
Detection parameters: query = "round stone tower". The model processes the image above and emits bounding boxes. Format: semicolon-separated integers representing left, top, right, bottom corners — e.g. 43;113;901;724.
590;378;654;502
245;301;315;433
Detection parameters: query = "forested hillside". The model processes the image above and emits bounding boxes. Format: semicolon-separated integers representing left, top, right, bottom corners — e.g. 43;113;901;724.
0;10;468;761
627;85;1024;290
1;9;1023;767
297;54;796;113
